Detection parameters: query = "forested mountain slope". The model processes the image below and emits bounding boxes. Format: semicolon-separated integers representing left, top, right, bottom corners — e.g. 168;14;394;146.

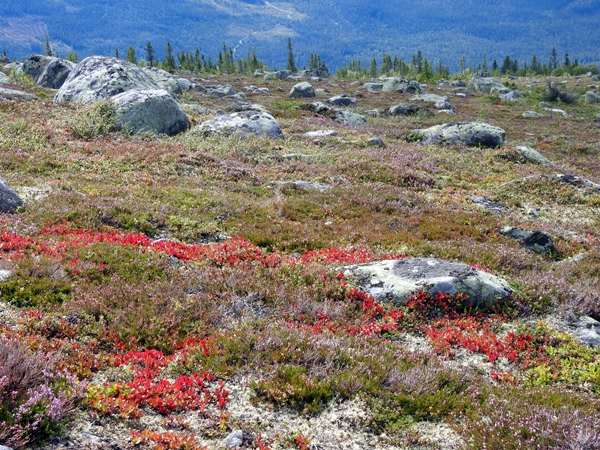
1;0;599;73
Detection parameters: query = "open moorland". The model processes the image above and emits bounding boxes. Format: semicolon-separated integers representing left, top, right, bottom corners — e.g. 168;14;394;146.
1;64;600;449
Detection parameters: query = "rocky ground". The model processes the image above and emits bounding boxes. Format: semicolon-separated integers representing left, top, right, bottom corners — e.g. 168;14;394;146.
1;58;600;449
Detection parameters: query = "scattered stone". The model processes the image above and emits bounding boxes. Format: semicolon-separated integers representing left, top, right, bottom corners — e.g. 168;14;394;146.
344;258;512;307
289;81;315;98
314;88;329;95
450;81;466;87
327;94;356;106
367;136;385;147
303;130;337;137
410;93;449;103
500;90;523;101
55;56;162;103
308;101;332;114
206;84;236;97
364;109;380;117
142;67;187;96
455;92;467;98
528;208;540;218
471;195;506;214
0;175;23;213
225;101;269;114
381;78;422;94
363;82;384;92
595;113;600;122
548;174;600;191
522;111;543;119
194;111;283;139
467;71;506;93
544;107;572;118
497;226;556;254
583;91;600;103
334;110;367;126
539;101;550;107
0;72;9;84
389;103;428;116
0;270;11;281
577;316;600;347
112;88;190;136
222;430;244;448
0;87;34;98
490;86;511;94
434;100;458;114
273;180;331;191
181;104;212;116
409;122;505;147
515;146;554;165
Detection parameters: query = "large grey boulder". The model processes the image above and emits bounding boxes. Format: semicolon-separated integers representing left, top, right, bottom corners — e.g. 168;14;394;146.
0;175;23;213
344;258;512;307
142;67;186;96
467;71;506;93
194;110;282;139
55;56;161;103
497;226;556;254
112;89;190;136
21;54;54;81
289;82;315;98
37;58;75;89
363;82;384;92
328;94;356;107
382;78;422;94
500;90;523;101
335;110;367;126
389;104;429;116
409;122;505;147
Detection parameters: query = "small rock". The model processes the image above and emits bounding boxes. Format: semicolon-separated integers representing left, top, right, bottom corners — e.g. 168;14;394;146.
548;174;600;191
0;270;11;281
467;71;506;93
222;430;244;448
527;208;540;218
455;92;467;98
308;101;332;114
515;146;554;165
500;90;523;101
522;111;543;119
539;101;550;107
471;195;506;214
544;107;572;118
303;130;337;137
289;81;315;98
409;122;505;148
364;109;380;117
577;316;600;347
497;226;556;254
335;110;367;127
389;103;428;116
367;136;385;147
206;84;236;97
327;94;356;106
594;113;600;122
410;93;449;103
0;175;23;213
273;180;331;191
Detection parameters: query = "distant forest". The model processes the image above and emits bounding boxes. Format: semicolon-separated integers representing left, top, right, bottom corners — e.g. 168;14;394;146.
1;0;600;73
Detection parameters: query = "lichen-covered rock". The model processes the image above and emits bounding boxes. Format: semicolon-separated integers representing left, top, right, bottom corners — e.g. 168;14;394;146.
577;316;600;347
142;67;186;96
194;111;283;139
303;130;337;137
363;82;384;92
515;146;553;165
289;82;315;98
112;88;190;136
55;56;161;103
409;122;505;147
206;84;236;97
389;104;428;116
381;78;422;94
497;226;556;254
344;258;512;307
334;110;366;126
327;94;356;106
0;175;23;213
21;54;54;81
467;71;506;93
37;58;75;89
0;72;9;84
522;111;543;119
583;91;600;103
410;94;449;103
500;90;523;101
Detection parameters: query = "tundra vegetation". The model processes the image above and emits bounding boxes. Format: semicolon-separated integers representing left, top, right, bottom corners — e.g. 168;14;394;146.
1;53;600;450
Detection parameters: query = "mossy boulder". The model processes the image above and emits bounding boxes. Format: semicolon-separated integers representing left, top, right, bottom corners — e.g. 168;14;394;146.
194;110;283;139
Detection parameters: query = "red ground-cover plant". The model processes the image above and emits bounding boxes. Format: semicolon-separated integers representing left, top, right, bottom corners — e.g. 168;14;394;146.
130;428;208;450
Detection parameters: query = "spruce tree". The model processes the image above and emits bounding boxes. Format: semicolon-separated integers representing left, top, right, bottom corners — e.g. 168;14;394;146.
163;42;176;73
286;37;298;72
145;41;155;67
115;48;119;59
43;35;52;56
126;46;137;64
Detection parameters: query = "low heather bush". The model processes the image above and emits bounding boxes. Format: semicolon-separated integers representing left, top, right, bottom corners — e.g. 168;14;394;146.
0;338;83;449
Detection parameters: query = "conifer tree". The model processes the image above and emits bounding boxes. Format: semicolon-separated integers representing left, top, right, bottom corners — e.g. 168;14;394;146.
286;37;298;72
145;41;155;67
126;46;137;64
163;42;176;73
43;35;52;56
115;48;119;59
